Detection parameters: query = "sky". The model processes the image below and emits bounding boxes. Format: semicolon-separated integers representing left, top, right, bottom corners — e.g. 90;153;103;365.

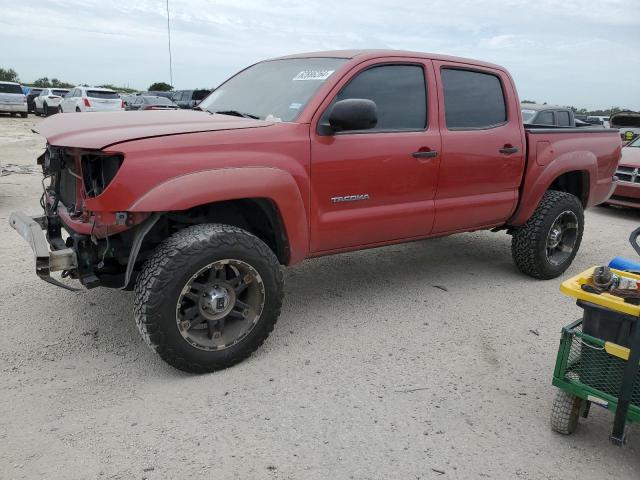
1;0;639;110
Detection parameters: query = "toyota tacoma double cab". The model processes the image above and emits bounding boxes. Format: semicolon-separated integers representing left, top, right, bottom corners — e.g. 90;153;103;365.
9;50;621;373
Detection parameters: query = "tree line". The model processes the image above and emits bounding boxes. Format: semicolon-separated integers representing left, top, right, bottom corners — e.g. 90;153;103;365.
0;67;137;93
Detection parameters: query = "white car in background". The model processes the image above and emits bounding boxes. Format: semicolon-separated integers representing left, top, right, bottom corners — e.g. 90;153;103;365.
58;86;124;113
34;88;69;116
0;81;28;117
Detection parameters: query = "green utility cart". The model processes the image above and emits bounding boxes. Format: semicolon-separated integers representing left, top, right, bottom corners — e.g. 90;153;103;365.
552;267;640;445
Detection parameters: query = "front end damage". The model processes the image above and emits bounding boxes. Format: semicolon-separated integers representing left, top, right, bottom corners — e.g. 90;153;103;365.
9;144;152;290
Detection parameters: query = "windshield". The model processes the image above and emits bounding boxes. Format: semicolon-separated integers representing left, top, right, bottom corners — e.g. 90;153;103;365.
521;109;536;123
199;58;347;121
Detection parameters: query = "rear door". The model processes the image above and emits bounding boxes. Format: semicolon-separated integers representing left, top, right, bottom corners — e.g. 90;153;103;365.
309;59;441;252
431;62;524;233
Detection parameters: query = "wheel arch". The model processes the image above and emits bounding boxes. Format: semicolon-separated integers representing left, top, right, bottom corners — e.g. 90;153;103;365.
128;167;309;264
509;166;593;227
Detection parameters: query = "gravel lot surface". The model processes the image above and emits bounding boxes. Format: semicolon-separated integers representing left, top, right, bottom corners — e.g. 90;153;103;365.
1;115;639;479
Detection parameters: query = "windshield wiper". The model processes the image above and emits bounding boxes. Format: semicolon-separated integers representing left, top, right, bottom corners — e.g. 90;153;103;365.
214;110;260;119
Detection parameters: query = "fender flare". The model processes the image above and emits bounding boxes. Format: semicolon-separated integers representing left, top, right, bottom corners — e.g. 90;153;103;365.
128;167;309;264
508;152;596;226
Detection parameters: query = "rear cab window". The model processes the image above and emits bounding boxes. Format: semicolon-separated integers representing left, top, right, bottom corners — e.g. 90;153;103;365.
557;111;571;127
535;111;555;125
441;68;506;129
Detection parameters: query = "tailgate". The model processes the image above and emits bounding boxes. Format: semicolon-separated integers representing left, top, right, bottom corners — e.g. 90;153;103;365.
0;93;23;105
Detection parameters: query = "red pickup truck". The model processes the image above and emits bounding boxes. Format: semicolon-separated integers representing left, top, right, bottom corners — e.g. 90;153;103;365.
9;50;621;372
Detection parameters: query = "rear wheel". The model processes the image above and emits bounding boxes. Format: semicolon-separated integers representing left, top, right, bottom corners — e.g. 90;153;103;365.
134;224;284;373
511;191;584;279
551;390;582;435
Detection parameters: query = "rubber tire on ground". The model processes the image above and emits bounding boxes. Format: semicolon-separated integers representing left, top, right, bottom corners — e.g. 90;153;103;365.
511;190;584;279
551;390;582;434
134;224;284;373
20;112;27;118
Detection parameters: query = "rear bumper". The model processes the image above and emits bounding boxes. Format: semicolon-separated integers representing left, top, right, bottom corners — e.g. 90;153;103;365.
0;103;27;113
607;181;640;208
8;212;79;290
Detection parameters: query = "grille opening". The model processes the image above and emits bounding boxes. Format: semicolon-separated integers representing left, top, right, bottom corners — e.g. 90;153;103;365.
81;153;124;198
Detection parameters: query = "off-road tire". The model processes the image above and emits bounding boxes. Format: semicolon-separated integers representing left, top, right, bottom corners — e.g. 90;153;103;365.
511;191;584;279
551;390;582;434
134;224;284;373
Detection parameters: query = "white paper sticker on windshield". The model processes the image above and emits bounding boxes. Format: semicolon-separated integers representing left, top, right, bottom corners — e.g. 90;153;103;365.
292;70;335;81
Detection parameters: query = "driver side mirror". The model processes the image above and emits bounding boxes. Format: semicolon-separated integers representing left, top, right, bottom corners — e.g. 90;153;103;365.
327;99;378;133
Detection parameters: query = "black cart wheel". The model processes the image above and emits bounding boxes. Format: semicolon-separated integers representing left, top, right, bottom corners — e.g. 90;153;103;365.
551;390;583;435
511;191;584;279
134;224;284;373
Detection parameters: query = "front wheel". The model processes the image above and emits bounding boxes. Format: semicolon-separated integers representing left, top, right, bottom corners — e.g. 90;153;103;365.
134;224;284;373
511;191;584;279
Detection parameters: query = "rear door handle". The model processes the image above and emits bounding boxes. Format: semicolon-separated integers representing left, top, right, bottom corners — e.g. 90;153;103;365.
499;146;519;155
412;150;439;159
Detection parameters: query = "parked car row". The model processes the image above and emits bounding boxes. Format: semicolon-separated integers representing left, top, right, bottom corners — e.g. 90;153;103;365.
121;89;212;110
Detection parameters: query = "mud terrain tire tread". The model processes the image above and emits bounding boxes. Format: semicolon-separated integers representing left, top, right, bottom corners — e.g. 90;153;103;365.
134;223;284;373
511;190;584;279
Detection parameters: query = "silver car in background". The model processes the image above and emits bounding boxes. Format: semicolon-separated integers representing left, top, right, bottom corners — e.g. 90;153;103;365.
0;81;28;118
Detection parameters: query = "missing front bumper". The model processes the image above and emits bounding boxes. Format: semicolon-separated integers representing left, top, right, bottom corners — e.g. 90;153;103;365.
8;211;79;291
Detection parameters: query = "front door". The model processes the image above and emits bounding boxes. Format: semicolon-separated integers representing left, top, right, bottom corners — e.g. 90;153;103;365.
310;60;441;253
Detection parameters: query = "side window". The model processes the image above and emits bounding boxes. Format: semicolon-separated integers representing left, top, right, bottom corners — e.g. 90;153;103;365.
536;111;555;125
441;68;506;129
557;111;571;127
334;64;427;131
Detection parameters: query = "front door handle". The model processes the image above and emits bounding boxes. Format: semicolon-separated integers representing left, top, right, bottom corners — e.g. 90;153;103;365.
412;150;439;159
499;146;519;155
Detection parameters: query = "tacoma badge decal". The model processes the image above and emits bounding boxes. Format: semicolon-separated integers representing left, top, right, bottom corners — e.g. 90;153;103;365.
331;194;370;204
